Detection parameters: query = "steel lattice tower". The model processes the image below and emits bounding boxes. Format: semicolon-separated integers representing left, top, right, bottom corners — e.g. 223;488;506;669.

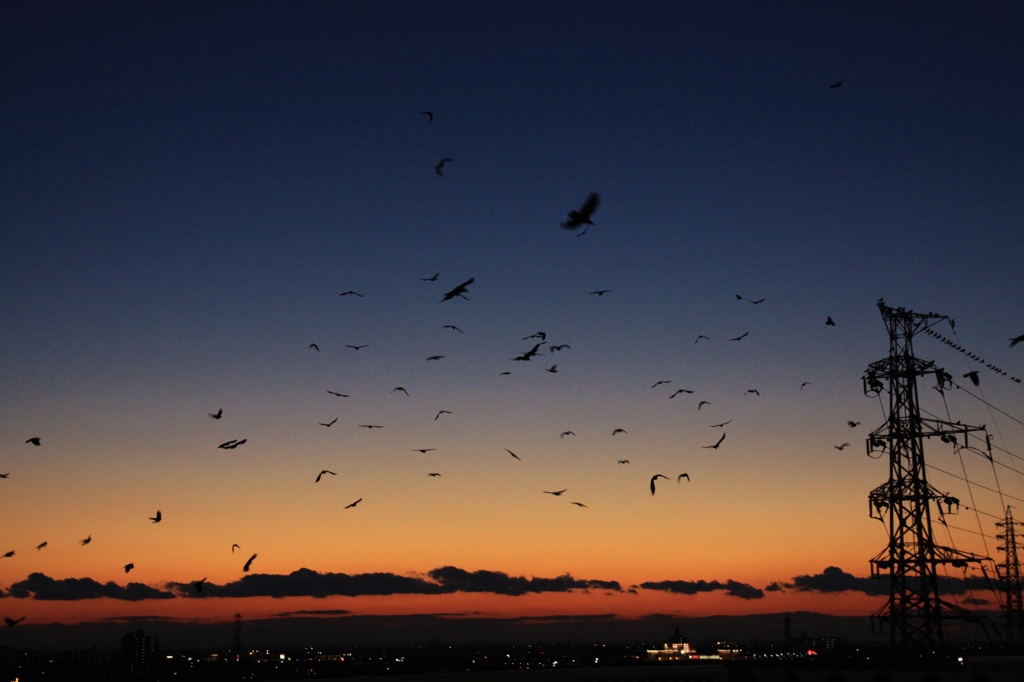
996;507;1024;649
863;301;991;654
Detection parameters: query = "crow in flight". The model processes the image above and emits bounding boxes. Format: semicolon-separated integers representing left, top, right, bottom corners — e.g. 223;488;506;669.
412;448;436;453
428;472;441;477
698;401;711;410
729;332;749;341
512;342;546;361
441;277;474;301
26;437;40;446
309;343;320;352
826;317;836;326
443;325;464;333
736;295;764;304
427;355;444;361
319;418;338;427
523;332;547;341
651;380;671;388
617;459;630;464
504;448;521;461
830;80;843;89
209;408;223;420
848;421;861;428
218;439;247;449
835;443;850;450
745;389;760;396
2;551;13;558
703;433;726;449
124;563;134;573
0;473;8;478
81;535;92;546
422;272;439;281
359;424;383;429
612;428;627;435
710;420;731;428
499;371;511;375
36;542;47;550
561;192;600;230
339;291;364;297
435;410;452;420
435;157;453;176
650;474;669;496
344;498;362;509
326;391;349;397
150;510;161;523
677;473;690;483
243;554;257;572
1011;335;1024;347
4;617;25;627
571;502;588;508
669;389;694;398
560;431;575;438
547;365;558;373
231;544;240;553
590;290;611;296
550;344;571;352
695;335;710;344
800;382;812;390
346;344;368;351
421;111;433;121
316;470;337;483
963;371;980;386
543;489;567;496
391;387;409;395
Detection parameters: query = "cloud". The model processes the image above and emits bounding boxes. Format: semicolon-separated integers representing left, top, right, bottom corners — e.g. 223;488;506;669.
764;581;785;592
640;579;764;600
783;566;993;598
276;609;353;617
2;573;174;601
427;566;621;596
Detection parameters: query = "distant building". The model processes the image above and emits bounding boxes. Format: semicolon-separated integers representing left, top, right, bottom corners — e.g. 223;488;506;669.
121;629;151;675
647;627;692;661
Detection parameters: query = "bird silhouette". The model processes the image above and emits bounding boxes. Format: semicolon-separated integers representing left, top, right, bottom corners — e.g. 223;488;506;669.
505;448;521;461
848;421;861;428
2;551;13;558
550;344;571;352
25;437;40;446
339;291;364;297
736;295;764;304
4;617;25;627
0;473;8;478
546;365;558;373
309;343;320;352
428;472;441;477
698;401;711;410
420;111;433;121
441;277;474;301
612;428;627;435
231;544;240;553
561;193;600;230
426;355;445;361
422;272;440;281
543;489;567;496
443;325;464;333
412;448;436;454
745;389;760;396
677;473;690;483
523;332;547;341
80;535;92;546
243;554;257;572
512;342;546;361
124;563;134;573
36;542;47;550
1011;335;1024;347
435;410;452;420
800;382;812;390
826;317;836;326
835;443;850;450
499;371;511;375
560;431;575;438
150;510;161;523
435;157;453;176
651;380;671;388
344;498;362;509
571;502;588;508
358;424;383;429
669;389;694;398
326;391;349;397
650;474;669;496
695;335;710;344
218;439;247;449
710;420;732;428
963;371;980;386
590;290;611;296
193;578;207;593
346;344;368;351
830;80;843;89
209;408;223;420
316;470;337;483
617;459;630;464
703;433;726;449
319;418;338;427
729;332;749;341
391;387;409;395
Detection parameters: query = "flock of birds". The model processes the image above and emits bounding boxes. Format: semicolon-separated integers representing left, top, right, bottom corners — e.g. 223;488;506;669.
4;106;1023;628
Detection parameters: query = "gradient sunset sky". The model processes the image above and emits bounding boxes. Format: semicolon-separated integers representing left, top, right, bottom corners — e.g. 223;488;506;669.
2;1;1023;635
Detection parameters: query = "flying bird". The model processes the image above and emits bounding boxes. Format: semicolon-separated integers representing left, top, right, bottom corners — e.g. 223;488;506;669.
344;498;362;509
359;424;383;429
590;290;611;296
571;502;588;508
677;473;690;483
695;335;710;344
2;551;13;558
150;510;161;523
650;474;669;496
523;332;547;341
231;544;240;553
560;431;575;438
217;439;247;449
612;428;627;435
443;325;464;333
835;443;850;450
729;332;749;341
420;111;433;121
800;382;812;390
1010;335;1024;347
512;342;546;361
36;542;47;550
25;437;41;446
736;295;764;304
346;344;368;351
550;344;571;352
435;157;453;176
830;80;843;89
617;459;630;464
316;470;337;483
319;418;338;427
669;389;694;398
698;401;711;410
710;420;732;428
826;317;836;326
309;343;320;352
0;473;8;478
435;410;452;420
546;365;558;373
326;391;349;397
499;371;511;375
209;408;223;420
848;421;861;428
543;489;567;496
338;291;364;297
4;617;25;627
745;389;760;396
561;192;600;230
428;472;442;477
504;448;521;461
703;433;726;449
80;535;92;546
651;380;671;388
427;355;445;361
422;272;440;281
963;371;980;386
391;387;409;395
412;448;436;454
124;563;134;573
243;554;257;572
193;578;207;593
441;277;475;302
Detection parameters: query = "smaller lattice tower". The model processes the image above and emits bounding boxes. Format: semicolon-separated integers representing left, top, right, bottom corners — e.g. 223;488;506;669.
232;612;243;657
996;507;1024;650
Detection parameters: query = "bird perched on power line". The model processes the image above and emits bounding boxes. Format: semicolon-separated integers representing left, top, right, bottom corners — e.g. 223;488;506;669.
963;371;980;386
243;554;257;572
25;437;41;446
650;474;669;496
150;510;161;523
669;389;694;398
316;470;336;483
543;489;567;496
319;418;338;427
435;157;453;176
441;277;475;302
209;408;223;420
124;563;134;573
703;433;726;449
344;498;362;509
835;443;850;450
561;192;600;231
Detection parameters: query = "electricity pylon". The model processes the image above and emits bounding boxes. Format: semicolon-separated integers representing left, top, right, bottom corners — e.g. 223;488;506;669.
863;300;991;654
996;507;1024;650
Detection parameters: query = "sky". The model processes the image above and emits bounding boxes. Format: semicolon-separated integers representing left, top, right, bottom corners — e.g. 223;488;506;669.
1;1;1023;647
